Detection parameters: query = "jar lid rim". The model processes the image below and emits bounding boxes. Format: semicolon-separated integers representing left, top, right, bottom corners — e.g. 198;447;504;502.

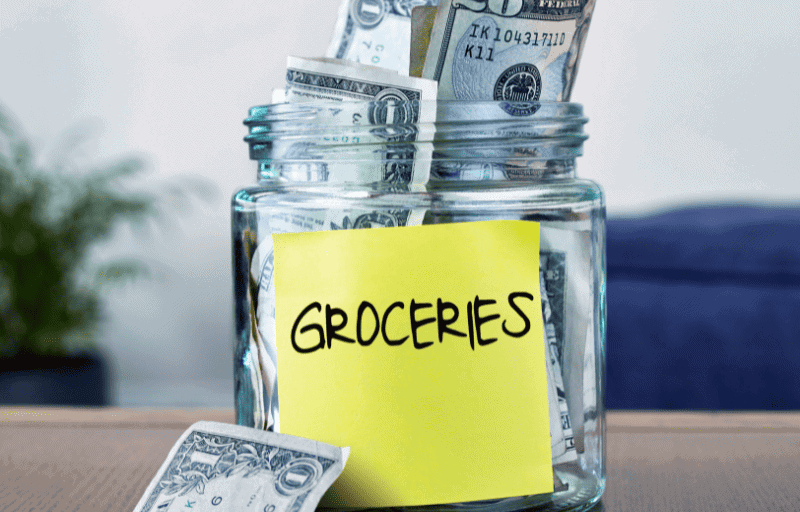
245;100;586;127
244;100;588;183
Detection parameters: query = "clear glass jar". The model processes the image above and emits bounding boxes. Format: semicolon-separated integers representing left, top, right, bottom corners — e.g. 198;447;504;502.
232;101;605;511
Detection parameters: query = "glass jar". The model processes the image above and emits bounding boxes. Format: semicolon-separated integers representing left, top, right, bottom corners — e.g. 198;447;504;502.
232;101;605;511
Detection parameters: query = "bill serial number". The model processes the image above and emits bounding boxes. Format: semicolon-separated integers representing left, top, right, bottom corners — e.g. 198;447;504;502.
465;24;566;61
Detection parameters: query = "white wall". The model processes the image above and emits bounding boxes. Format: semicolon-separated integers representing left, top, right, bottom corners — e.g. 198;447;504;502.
573;1;800;211
1;0;798;406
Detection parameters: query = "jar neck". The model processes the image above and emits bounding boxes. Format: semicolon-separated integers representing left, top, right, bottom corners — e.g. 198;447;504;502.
429;158;576;182
246;101;588;185
258;158;577;183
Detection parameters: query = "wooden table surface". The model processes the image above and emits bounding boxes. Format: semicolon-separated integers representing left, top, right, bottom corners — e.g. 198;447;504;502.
2;408;798;511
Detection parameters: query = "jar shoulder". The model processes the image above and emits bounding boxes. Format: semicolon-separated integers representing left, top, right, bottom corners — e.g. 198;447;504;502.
234;179;603;211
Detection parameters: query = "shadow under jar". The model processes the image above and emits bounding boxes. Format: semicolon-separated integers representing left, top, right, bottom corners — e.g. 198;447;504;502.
232;101;605;512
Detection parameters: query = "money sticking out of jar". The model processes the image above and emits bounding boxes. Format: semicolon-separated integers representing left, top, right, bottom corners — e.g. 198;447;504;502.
418;0;597;101
325;0;596;103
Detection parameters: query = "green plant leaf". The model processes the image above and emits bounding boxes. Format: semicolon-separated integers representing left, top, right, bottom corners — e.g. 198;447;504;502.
0;105;208;358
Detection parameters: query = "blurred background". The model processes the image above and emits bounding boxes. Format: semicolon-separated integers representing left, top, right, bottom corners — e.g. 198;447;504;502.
1;0;798;408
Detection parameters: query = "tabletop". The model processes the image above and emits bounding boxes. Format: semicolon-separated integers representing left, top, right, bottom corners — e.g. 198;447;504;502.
1;408;798;511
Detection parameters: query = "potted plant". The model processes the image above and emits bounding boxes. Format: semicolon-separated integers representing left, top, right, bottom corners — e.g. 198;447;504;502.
0;107;158;406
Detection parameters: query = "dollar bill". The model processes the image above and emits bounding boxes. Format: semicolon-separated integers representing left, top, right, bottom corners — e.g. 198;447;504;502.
582;319;597;438
132;421;349;512
421;0;595;105
543;321;570;466
540;253;576;464
539;224;593;454
286;56;437;105
246;103;429;184
410;6;438;77
562;0;596;100
540;251;567;366
327;0;439;74
281;57;437;184
425;101;587;181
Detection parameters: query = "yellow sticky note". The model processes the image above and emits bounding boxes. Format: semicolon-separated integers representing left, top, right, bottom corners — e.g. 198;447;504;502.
273;220;552;508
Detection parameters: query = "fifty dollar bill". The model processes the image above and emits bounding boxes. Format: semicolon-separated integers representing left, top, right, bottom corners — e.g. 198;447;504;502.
421;0;596;103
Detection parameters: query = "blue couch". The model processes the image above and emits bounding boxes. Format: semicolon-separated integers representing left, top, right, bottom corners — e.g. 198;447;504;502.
606;204;800;410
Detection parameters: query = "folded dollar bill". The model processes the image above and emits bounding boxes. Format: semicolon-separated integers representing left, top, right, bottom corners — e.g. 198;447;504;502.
421;0;596;104
540;224;594;455
327;0;439;74
540;254;577;464
286;56;437;105
278;56;437;184
410;5;438;77
132;421;349;512
426;101;588;180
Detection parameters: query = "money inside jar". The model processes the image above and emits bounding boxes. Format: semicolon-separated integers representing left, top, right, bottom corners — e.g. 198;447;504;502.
233;0;603;509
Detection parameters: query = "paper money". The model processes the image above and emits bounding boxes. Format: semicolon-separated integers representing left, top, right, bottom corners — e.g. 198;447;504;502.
327;0;439;74
132;421;349;512
562;0;596;100
540;254;576;464
543;325;569;465
409;6;437;77
539;224;593;454
282;57;437;184
582;320;597;437
246;102;429;184
426;101;587;180
286;56;437;105
421;0;595;104
540;251;567;366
